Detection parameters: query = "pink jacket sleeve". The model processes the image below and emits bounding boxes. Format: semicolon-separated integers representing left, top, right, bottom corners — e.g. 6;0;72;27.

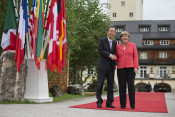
133;43;139;69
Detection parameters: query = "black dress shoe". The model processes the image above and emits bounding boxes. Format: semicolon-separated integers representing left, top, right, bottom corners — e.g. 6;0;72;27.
106;104;115;108
97;103;102;108
131;105;135;109
121;106;126;109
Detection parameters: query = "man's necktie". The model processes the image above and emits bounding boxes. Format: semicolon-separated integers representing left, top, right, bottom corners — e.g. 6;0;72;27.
109;40;112;50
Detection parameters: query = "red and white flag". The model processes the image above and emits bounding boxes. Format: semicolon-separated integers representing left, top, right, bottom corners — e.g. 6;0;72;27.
15;0;28;71
46;0;60;72
56;0;67;73
45;0;66;74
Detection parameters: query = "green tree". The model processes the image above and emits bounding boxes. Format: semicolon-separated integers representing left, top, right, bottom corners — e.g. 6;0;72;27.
0;0;8;55
66;0;111;85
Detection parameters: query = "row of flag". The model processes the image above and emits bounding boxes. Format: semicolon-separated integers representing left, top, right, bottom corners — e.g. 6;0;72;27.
1;0;66;74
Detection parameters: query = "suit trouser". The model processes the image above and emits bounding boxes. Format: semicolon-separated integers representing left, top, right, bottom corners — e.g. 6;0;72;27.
96;68;114;104
117;67;135;107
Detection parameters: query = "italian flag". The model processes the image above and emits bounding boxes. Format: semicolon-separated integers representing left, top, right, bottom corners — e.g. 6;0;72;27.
1;0;17;51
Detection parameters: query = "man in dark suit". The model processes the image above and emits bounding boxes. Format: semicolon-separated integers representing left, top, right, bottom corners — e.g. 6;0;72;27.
96;26;117;108
154;82;159;92
145;82;152;92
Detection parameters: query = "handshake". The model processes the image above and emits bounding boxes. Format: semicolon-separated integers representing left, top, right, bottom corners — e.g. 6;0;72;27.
110;54;117;60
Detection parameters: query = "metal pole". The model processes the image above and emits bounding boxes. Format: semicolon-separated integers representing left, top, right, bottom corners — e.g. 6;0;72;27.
13;0;19;23
16;0;18;13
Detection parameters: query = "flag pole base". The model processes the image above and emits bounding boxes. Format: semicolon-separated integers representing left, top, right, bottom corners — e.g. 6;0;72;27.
24;59;53;103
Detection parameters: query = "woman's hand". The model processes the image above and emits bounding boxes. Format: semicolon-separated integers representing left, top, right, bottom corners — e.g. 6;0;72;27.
134;68;138;74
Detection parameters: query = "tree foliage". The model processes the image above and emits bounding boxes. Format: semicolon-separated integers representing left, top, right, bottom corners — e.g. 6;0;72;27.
65;0;111;85
0;0;8;55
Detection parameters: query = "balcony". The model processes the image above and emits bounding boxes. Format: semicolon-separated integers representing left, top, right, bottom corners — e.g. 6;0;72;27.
139;57;175;65
153;58;175;65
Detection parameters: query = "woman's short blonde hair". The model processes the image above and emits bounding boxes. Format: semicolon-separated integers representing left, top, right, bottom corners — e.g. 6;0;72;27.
120;31;130;38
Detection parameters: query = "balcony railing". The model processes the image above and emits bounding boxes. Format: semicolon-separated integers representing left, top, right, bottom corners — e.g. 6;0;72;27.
139;58;175;65
153;58;175;64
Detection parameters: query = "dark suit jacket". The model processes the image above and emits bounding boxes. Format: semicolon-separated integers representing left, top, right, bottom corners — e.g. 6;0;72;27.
97;37;117;71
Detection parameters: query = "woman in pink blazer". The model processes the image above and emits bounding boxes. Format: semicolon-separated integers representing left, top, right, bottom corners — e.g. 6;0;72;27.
115;31;139;109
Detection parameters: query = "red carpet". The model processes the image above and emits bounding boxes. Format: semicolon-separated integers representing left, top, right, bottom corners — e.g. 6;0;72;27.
69;92;168;113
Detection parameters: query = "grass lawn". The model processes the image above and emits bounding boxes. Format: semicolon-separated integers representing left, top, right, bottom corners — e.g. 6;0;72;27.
0;93;92;104
0;90;110;104
52;93;90;102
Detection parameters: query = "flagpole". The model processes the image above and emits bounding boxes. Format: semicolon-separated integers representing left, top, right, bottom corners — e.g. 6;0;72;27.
43;30;49;55
43;0;51;56
26;33;30;58
28;25;33;58
13;0;19;25
16;0;18;13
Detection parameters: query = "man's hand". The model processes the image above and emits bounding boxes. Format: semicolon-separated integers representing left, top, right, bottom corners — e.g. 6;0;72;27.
110;54;117;60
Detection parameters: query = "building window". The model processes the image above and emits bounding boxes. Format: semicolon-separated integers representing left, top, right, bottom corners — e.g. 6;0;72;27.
159;52;167;59
158;26;169;32
129;12;133;17
121;1;125;6
116;27;124;33
140;52;147;59
144;40;153;45
160;40;169;45
113;13;117;17
160;67;167;78
139;26;150;32
116;40;121;45
140;66;147;78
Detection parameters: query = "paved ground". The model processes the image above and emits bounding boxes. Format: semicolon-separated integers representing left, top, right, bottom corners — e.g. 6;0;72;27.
0;92;175;117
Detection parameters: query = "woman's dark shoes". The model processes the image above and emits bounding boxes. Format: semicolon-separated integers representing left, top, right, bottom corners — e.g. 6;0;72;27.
131;105;135;109
121;106;126;109
97;103;102;108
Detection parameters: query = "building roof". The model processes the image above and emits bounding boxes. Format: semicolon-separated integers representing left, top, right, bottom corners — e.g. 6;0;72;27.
112;20;175;48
